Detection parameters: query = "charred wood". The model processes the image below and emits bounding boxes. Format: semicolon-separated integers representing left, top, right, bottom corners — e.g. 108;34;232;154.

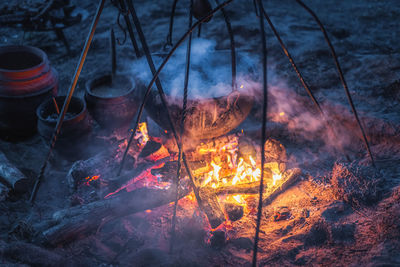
0;150;29;192
34;187;190;246
0;240;74;267
199;187;225;229
263;168;301;205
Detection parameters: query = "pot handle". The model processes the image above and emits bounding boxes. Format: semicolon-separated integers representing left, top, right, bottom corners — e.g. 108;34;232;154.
226;90;240;110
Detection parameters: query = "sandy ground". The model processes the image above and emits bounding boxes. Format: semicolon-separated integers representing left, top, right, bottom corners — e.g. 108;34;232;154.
0;0;400;266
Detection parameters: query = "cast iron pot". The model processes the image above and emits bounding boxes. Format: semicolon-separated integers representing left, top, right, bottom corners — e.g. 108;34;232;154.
0;45;58;139
140;50;255;140
144;89;253;140
85;74;138;130
37;96;92;160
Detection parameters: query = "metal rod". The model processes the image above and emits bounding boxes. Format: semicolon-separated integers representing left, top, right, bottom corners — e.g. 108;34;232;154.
117;0;233;213
166;0;179;48
117;0;141;58
295;0;375;167
110;27;117;76
170;0;193;253
252;0;267;265
198;23;202;37
261;7;350;161
215;0;236;91
29;0;106;204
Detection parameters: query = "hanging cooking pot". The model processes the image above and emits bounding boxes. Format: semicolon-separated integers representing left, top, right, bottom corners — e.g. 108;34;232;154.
193;0;213;22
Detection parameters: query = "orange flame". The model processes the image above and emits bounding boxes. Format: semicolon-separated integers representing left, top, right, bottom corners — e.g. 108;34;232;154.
134;122;149;146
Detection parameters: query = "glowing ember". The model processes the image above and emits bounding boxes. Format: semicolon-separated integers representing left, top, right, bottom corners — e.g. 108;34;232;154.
232;194;244;204
84;175;100;186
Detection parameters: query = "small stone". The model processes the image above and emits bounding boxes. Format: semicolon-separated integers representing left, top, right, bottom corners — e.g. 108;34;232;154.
273;206;291;221
224;203;244;221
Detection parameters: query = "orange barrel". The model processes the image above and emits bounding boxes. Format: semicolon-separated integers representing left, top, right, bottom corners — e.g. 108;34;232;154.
0;45;58;139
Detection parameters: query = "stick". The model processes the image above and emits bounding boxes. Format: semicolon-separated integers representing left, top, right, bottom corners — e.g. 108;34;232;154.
29;0;106;204
52;97;60;114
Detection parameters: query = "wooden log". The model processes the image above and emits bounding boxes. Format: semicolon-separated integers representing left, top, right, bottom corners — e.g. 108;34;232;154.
106;157;170;193
0;150;29;192
213;168;301;196
0;240;74;266
263;168;301;205
35;187;190;246
199;187;225;229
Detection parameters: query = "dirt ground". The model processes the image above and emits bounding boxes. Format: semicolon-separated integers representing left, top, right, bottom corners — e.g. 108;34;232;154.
1;0;400;266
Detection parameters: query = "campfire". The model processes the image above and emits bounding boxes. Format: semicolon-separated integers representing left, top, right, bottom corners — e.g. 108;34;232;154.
66;121;301;242
1;0;398;266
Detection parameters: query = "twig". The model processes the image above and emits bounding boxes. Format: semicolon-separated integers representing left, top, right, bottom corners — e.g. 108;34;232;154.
52;97;60;115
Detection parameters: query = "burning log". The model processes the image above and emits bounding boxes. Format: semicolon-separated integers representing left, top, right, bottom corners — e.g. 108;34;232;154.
34;187;190;246
199;187;226;229
264;138;287;174
263;168;301;205
106;158;171;193
213;168;301;197
0;150;29;192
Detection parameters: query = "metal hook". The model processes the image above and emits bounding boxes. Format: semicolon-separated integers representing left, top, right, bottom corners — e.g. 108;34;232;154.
116;11;127;45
